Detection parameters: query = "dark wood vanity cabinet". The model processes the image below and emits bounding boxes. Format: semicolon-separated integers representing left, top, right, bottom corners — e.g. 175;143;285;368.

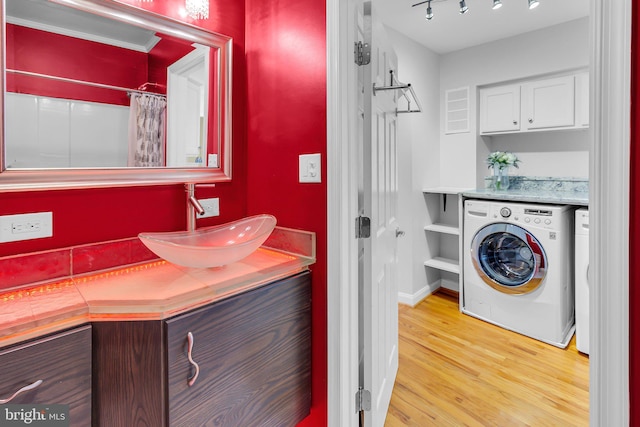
166;271;311;426
93;271;311;427
0;325;92;426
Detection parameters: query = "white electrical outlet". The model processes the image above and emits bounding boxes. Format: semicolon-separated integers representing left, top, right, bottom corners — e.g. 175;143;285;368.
299;153;321;183
197;198;220;218
0;212;53;243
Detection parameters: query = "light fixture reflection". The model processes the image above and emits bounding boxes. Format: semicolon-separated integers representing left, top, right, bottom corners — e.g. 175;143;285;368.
459;0;468;14
185;0;209;19
426;1;433;20
528;0;540;9
492;0;502;10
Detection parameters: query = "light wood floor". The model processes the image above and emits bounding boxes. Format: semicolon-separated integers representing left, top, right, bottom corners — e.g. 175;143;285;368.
385;291;589;426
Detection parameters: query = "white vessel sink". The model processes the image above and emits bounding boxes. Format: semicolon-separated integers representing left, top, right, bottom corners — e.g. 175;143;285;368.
139;214;277;268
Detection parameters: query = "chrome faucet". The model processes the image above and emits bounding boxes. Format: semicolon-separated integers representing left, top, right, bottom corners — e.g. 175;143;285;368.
186;184;205;232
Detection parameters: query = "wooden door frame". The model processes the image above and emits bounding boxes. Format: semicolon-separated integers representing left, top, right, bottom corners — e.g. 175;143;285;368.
327;0;632;425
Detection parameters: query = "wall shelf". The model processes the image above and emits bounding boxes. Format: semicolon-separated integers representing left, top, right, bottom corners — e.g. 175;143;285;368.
424;257;460;274
424;223;460;235
423;190;465;296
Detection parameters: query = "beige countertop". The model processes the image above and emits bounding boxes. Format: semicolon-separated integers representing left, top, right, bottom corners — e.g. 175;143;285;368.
0;228;316;349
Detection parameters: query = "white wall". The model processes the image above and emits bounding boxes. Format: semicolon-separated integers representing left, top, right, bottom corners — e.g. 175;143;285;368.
5;93;129;168
439;17;590;187
387;27;441;305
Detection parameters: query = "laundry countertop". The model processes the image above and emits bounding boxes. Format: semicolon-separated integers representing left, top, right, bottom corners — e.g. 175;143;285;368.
462;176;589;206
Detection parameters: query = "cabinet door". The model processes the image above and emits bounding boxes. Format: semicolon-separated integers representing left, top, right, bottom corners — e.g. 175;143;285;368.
479;84;521;134
0;325;92;426
166;272;311;427
575;72;589;128
523;75;575;130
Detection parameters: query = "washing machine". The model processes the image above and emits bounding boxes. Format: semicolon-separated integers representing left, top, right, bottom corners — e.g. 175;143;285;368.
575;208;589;354
462;200;575;348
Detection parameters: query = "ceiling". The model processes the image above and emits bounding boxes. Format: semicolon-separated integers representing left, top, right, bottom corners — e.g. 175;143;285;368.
375;0;590;54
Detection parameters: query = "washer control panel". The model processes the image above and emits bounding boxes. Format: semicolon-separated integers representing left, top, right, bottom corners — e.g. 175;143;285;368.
490;205;557;229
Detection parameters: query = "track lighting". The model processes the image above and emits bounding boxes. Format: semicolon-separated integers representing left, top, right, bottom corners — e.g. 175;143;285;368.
411;0;540;21
459;0;468;14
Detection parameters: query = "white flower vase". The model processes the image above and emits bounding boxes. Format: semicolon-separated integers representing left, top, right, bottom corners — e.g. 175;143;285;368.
491;165;510;190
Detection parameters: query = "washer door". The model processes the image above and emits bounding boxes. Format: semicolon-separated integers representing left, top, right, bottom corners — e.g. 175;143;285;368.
471;223;547;295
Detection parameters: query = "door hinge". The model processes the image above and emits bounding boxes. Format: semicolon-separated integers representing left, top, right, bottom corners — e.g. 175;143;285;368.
356;387;371;412
354;41;371;66
356;216;371;239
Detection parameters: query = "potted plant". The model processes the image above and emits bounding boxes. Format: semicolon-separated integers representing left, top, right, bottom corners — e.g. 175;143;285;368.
487;151;520;190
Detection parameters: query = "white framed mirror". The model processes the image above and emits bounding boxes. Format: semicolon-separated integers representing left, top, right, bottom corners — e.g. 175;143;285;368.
0;0;232;191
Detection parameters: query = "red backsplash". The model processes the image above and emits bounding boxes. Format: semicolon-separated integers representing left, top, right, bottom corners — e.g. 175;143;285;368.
0;238;158;291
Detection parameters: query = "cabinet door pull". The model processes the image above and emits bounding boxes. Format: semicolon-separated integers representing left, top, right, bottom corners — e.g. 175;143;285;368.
512;120;518;125
0;379;43;404
528;118;534;123
186;332;200;387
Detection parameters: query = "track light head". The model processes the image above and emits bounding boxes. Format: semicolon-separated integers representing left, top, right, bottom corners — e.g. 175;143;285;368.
528;0;540;10
426;3;433;20
459;0;468;14
492;0;502;10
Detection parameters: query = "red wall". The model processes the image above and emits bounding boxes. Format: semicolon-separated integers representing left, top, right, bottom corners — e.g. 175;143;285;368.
6;24;193;105
245;1;327;425
6;24;146;105
630;1;639;423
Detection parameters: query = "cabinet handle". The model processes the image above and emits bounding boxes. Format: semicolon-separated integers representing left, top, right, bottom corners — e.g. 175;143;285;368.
513;120;518;125
0;380;43;404
528;118;533;123
186;332;200;387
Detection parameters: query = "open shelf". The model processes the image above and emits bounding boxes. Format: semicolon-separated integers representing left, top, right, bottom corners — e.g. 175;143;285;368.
424;223;460;235
424;257;460;274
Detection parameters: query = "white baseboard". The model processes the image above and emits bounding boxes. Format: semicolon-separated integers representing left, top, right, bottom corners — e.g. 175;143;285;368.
398;281;440;307
398;278;460;307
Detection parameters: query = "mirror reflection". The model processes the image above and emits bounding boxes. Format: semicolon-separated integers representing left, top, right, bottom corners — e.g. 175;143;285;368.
4;0;219;169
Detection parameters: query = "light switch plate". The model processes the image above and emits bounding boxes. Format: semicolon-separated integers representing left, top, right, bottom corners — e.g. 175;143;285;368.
0;212;53;243
299;153;321;183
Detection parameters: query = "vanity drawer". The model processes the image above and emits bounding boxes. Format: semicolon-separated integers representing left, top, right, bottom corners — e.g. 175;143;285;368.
0;325;92;426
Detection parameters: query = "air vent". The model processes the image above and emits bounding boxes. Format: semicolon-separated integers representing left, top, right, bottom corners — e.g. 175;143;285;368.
445;87;469;134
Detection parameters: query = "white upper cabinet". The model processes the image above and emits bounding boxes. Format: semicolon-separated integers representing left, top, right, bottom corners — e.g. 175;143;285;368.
479;84;521;133
522;75;575;130
575;72;590;128
479;72;588;135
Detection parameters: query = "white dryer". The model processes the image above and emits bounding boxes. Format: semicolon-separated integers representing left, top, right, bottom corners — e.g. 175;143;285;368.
575;208;589;354
463;200;575;348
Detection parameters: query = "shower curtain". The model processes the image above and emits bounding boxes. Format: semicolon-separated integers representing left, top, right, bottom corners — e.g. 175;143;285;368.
128;93;167;167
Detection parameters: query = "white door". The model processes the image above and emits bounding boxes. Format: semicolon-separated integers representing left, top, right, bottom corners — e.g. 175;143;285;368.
359;2;399;425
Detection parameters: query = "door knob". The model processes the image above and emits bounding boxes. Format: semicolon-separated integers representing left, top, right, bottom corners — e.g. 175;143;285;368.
395;228;405;238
